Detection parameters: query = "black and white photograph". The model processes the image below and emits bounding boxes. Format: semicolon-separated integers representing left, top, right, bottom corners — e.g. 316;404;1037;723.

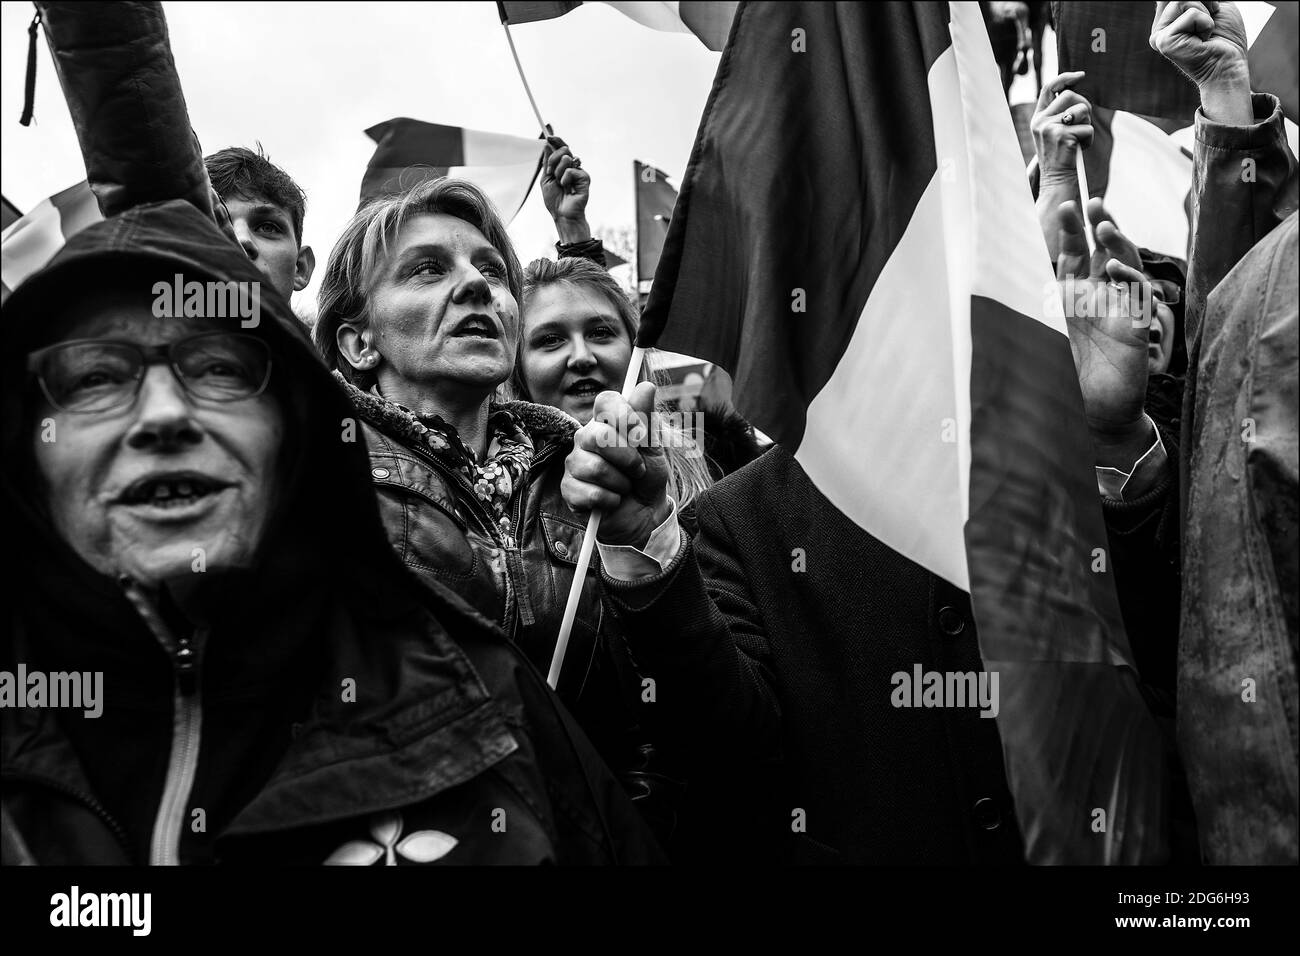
0;0;1295;939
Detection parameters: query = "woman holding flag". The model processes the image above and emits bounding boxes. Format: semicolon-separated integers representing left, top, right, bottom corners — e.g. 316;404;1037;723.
312;176;681;843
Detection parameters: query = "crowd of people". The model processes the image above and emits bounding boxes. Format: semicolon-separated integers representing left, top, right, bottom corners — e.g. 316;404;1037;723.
1;0;1295;865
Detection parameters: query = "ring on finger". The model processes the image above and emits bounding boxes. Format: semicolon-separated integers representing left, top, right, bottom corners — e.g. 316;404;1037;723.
1061;112;1073;125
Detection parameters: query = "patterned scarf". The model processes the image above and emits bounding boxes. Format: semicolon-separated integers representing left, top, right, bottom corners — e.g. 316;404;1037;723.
386;397;535;538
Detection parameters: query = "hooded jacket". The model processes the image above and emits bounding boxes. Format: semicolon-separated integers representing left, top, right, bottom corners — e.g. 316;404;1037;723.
0;201;663;865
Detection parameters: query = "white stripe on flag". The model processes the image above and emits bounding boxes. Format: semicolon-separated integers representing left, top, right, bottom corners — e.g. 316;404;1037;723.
447;162;540;223
1105;111;1193;257
459;127;544;167
1;197;64;293
2;182;101;293
601;1;692;36
796;2;1069;593
795;164;971;590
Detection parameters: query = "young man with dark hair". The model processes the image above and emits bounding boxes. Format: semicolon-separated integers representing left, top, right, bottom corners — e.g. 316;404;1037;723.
205;146;315;301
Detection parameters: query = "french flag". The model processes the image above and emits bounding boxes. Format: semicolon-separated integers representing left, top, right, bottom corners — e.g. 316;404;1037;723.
359;119;545;223
1;181;101;303
636;1;1168;863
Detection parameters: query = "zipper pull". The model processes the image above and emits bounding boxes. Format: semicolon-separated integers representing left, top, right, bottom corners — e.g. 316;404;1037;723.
173;633;199;697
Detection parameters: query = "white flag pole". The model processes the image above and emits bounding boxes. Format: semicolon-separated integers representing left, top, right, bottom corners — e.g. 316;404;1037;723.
1074;148;1096;257
501;21;548;137
548;345;648;688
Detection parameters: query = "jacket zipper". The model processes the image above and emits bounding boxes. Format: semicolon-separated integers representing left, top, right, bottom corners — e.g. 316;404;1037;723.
150;642;202;866
119;580;205;867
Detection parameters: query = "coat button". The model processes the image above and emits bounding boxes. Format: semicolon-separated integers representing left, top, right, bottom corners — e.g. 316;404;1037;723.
938;605;965;636
554;541;569;557
972;797;1001;830
371;467;390;479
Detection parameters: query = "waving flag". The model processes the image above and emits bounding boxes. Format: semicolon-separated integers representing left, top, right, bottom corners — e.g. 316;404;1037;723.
638;0;1168;863
360;119;544;223
1;181;101;302
500;1;738;51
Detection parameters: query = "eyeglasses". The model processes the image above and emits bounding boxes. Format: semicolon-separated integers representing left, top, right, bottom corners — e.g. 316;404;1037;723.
27;332;273;414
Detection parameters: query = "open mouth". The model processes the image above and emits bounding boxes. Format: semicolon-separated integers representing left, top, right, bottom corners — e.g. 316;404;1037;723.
118;473;230;508
451;314;500;340
564;378;607;399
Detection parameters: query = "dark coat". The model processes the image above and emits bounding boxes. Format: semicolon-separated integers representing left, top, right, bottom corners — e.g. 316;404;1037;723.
602;444;1023;865
0;200;663;866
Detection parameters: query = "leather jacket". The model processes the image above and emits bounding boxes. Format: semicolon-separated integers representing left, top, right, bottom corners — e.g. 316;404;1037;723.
338;379;680;832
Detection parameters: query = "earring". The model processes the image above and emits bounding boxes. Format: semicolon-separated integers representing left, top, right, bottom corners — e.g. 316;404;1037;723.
361;351;378;368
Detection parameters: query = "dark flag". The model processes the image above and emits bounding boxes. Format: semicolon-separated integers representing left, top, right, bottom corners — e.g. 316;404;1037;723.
1054;1;1201;128
498;1;581;23
637;0;1168;863
500;0;738;51
1249;1;1299;121
359;119;544;222
634;160;677;286
1056;1;1300;126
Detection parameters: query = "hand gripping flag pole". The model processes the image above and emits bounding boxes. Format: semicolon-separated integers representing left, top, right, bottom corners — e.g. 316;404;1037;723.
548;346;647;688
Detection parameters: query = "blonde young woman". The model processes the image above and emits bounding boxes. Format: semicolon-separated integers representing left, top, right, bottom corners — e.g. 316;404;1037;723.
510;256;713;514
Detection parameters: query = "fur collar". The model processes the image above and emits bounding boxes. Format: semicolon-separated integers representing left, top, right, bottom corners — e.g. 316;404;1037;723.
334;372;579;452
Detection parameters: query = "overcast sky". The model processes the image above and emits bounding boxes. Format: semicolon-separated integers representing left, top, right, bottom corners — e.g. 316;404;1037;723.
0;0;720;310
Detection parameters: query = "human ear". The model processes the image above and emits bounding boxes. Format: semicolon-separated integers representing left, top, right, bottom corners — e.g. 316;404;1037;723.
337;323;377;370
294;246;316;292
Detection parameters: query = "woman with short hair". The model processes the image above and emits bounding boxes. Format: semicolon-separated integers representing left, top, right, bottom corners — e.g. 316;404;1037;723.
314;180;675;832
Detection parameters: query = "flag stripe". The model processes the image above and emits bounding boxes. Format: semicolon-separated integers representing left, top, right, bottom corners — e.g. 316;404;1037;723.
796;165;970;589
950;1;1164;862
359;120;543;223
499;0;583;24
365;120;465;169
2;182;101;293
641;2;953;447
678;1;740;50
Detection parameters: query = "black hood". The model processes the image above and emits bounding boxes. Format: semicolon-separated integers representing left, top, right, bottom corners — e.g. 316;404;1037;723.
1;200;408;671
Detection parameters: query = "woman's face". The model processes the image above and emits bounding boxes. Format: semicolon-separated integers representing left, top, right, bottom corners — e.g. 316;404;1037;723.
31;297;284;586
366;212;520;396
521;282;633;423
